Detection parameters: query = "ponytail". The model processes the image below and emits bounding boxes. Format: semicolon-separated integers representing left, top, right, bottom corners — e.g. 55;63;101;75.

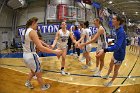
23;17;38;44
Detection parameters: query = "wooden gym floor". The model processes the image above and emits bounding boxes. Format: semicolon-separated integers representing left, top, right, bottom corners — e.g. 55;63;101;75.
0;46;140;93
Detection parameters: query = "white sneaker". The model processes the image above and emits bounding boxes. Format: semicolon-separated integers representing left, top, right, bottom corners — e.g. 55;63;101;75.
94;71;101;76
104;81;113;87
82;65;88;69
41;84;50;90
61;70;66;75
25;81;34;89
87;61;92;66
33;75;37;79
91;67;99;72
80;57;85;62
102;75;109;79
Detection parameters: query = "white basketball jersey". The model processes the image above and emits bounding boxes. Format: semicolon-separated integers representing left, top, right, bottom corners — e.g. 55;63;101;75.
80;28;84;35
22;28;36;53
57;29;70;48
97;26;108;48
83;28;92;43
80;28;84;43
134;37;138;45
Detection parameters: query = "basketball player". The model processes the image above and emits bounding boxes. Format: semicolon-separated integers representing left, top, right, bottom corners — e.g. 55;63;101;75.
51;21;77;75
22;17;62;90
76;21;92;69
79;18;108;76
73;25;81;58
96;15;126;87
129;36;135;52
78;23;86;62
138;36;140;56
134;36;139;54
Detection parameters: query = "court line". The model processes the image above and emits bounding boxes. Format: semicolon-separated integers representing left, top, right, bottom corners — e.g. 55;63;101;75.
1;63;140;79
112;56;139;93
0;65;138;87
43;69;140;78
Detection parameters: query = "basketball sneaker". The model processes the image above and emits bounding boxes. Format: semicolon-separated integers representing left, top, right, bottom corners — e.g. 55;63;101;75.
91;67;99;72
104;81;113;87
61;69;66;75
94;71;101;76
41;84;50;90
25;80;34;89
82;65;88;69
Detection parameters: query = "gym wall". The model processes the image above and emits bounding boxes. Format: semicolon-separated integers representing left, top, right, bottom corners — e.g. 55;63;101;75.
17;0;46;26
0;5;14;50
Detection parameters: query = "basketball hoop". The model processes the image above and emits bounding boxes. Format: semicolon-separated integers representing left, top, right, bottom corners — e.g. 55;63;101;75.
57;4;68;20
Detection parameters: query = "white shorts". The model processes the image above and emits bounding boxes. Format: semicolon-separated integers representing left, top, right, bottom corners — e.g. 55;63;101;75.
83;44;92;52
131;41;134;45
96;43;108;52
23;52;41;72
57;43;68;50
135;42;138;46
112;57;123;65
96;45;103;52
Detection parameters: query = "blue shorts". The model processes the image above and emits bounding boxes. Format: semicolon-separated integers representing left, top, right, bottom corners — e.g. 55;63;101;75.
112;57;123;65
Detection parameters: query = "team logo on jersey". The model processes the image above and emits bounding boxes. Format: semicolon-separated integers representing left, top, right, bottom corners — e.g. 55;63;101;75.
61;36;68;42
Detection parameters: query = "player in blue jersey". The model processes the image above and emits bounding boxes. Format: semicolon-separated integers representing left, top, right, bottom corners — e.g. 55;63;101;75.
96;15;126;87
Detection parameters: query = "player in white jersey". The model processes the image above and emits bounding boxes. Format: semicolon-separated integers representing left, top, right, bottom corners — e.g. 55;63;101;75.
129;36;135;52
79;18;108;76
76;21;92;69
134;36;139;54
51;21;77;75
22;17;62;90
78;23;85;43
78;23;86;62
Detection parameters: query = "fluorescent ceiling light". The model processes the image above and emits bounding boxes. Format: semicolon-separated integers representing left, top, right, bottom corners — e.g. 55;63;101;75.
108;1;112;4
122;12;125;15
136;12;138;14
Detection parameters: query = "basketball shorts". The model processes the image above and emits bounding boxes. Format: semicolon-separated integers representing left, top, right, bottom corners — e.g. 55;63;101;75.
23;52;41;73
83;44;92;52
112;56;123;65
